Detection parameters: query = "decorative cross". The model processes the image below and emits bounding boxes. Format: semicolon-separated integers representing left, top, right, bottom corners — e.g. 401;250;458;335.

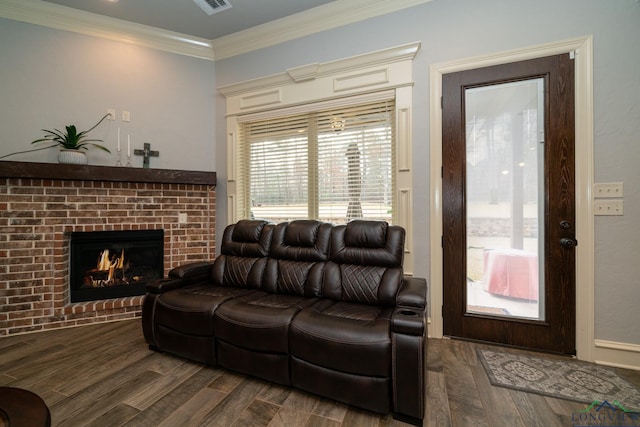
133;143;159;168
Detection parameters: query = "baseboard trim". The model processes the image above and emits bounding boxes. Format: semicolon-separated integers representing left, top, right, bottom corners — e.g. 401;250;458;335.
594;339;640;371
428;321;640;371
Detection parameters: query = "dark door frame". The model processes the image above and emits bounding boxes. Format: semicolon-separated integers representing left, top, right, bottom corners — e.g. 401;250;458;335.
443;54;575;354
428;37;595;360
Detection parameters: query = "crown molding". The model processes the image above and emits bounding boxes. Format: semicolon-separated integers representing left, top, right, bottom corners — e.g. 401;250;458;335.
211;0;433;60
0;0;214;60
218;41;421;97
0;0;430;61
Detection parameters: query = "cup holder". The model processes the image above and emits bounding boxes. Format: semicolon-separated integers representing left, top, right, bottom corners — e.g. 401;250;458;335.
397;309;419;317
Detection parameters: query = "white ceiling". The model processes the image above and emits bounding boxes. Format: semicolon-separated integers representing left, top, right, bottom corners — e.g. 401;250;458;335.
40;0;336;39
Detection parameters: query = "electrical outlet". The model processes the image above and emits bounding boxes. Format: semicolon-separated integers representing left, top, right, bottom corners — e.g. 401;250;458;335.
122;110;131;122
594;199;623;216
107;108;116;120
178;213;188;224
593;182;623;198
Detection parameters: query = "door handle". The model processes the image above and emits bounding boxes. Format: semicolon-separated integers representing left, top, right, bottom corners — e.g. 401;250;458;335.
560;237;578;248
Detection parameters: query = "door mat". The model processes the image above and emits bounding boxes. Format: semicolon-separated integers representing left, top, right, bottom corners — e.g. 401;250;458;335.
477;348;640;412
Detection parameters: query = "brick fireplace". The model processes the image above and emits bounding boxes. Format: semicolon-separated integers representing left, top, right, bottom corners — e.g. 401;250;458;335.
0;161;216;336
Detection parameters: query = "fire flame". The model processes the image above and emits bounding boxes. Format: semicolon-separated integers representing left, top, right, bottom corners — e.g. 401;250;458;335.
97;249;125;270
96;249;125;283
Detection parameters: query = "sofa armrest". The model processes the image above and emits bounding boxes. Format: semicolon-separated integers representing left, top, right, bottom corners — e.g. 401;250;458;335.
146;261;214;294
391;307;425;336
396;276;427;309
168;261;214;279
392;276;427;336
146;278;187;294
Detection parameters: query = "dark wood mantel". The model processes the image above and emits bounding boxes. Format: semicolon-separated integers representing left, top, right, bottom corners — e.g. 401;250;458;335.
1;161;216;186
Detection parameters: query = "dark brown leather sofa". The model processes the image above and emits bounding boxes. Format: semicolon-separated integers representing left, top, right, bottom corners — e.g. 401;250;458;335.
142;219;427;425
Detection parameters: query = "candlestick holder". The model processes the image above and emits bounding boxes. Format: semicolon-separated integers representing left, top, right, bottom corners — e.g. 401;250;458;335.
126;153;132;167
115;147;122;167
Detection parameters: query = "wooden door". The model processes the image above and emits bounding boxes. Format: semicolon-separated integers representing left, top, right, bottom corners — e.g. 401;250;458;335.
442;54;576;354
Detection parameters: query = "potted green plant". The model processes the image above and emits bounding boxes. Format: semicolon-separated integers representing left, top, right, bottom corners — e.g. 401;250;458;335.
31;113;111;164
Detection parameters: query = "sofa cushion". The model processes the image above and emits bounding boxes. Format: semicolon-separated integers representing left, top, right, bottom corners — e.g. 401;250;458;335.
323;262;403;306
210;255;268;289
330;220;404;267
322;221;405;306
290;299;392;377
270;220;332;263
155;284;255;336
262;220;331;296
214;291;317;353
344;220;388;248
211;220;273;287
221;220;273;257
261;259;326;297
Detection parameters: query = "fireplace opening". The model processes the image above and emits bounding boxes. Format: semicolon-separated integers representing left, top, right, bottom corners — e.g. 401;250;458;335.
69;230;164;302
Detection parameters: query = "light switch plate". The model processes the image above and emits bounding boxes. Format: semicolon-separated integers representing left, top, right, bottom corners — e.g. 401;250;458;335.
594;199;623;216
593;182;623;198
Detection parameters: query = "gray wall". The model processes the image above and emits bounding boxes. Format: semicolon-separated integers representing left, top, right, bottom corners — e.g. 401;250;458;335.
215;0;640;345
1;0;638;345
0;18;216;171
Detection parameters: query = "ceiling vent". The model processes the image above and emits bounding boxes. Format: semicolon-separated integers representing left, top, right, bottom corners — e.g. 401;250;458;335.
193;0;232;16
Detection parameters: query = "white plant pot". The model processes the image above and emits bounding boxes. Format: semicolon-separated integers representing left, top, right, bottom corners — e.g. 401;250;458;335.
58;149;88;165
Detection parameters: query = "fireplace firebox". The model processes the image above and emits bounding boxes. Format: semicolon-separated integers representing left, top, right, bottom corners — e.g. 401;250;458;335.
69;230;164;302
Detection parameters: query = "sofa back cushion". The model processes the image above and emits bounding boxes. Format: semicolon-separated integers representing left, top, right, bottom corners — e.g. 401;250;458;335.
211;220;274;289
263;220;332;297
324;220;405;306
223;220;273;257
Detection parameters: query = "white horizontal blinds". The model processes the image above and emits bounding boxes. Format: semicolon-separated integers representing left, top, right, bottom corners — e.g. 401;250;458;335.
241;113;309;222
238;97;395;224
316;100;395;223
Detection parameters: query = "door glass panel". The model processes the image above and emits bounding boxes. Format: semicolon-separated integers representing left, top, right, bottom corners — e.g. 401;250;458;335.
465;79;544;320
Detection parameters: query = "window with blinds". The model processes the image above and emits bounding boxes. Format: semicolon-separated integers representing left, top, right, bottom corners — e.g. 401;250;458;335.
237;99;396;224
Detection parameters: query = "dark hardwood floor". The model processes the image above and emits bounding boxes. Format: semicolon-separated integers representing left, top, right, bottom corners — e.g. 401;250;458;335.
1;319;638;426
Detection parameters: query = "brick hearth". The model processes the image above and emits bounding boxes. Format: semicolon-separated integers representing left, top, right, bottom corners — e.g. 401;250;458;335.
0;162;216;336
